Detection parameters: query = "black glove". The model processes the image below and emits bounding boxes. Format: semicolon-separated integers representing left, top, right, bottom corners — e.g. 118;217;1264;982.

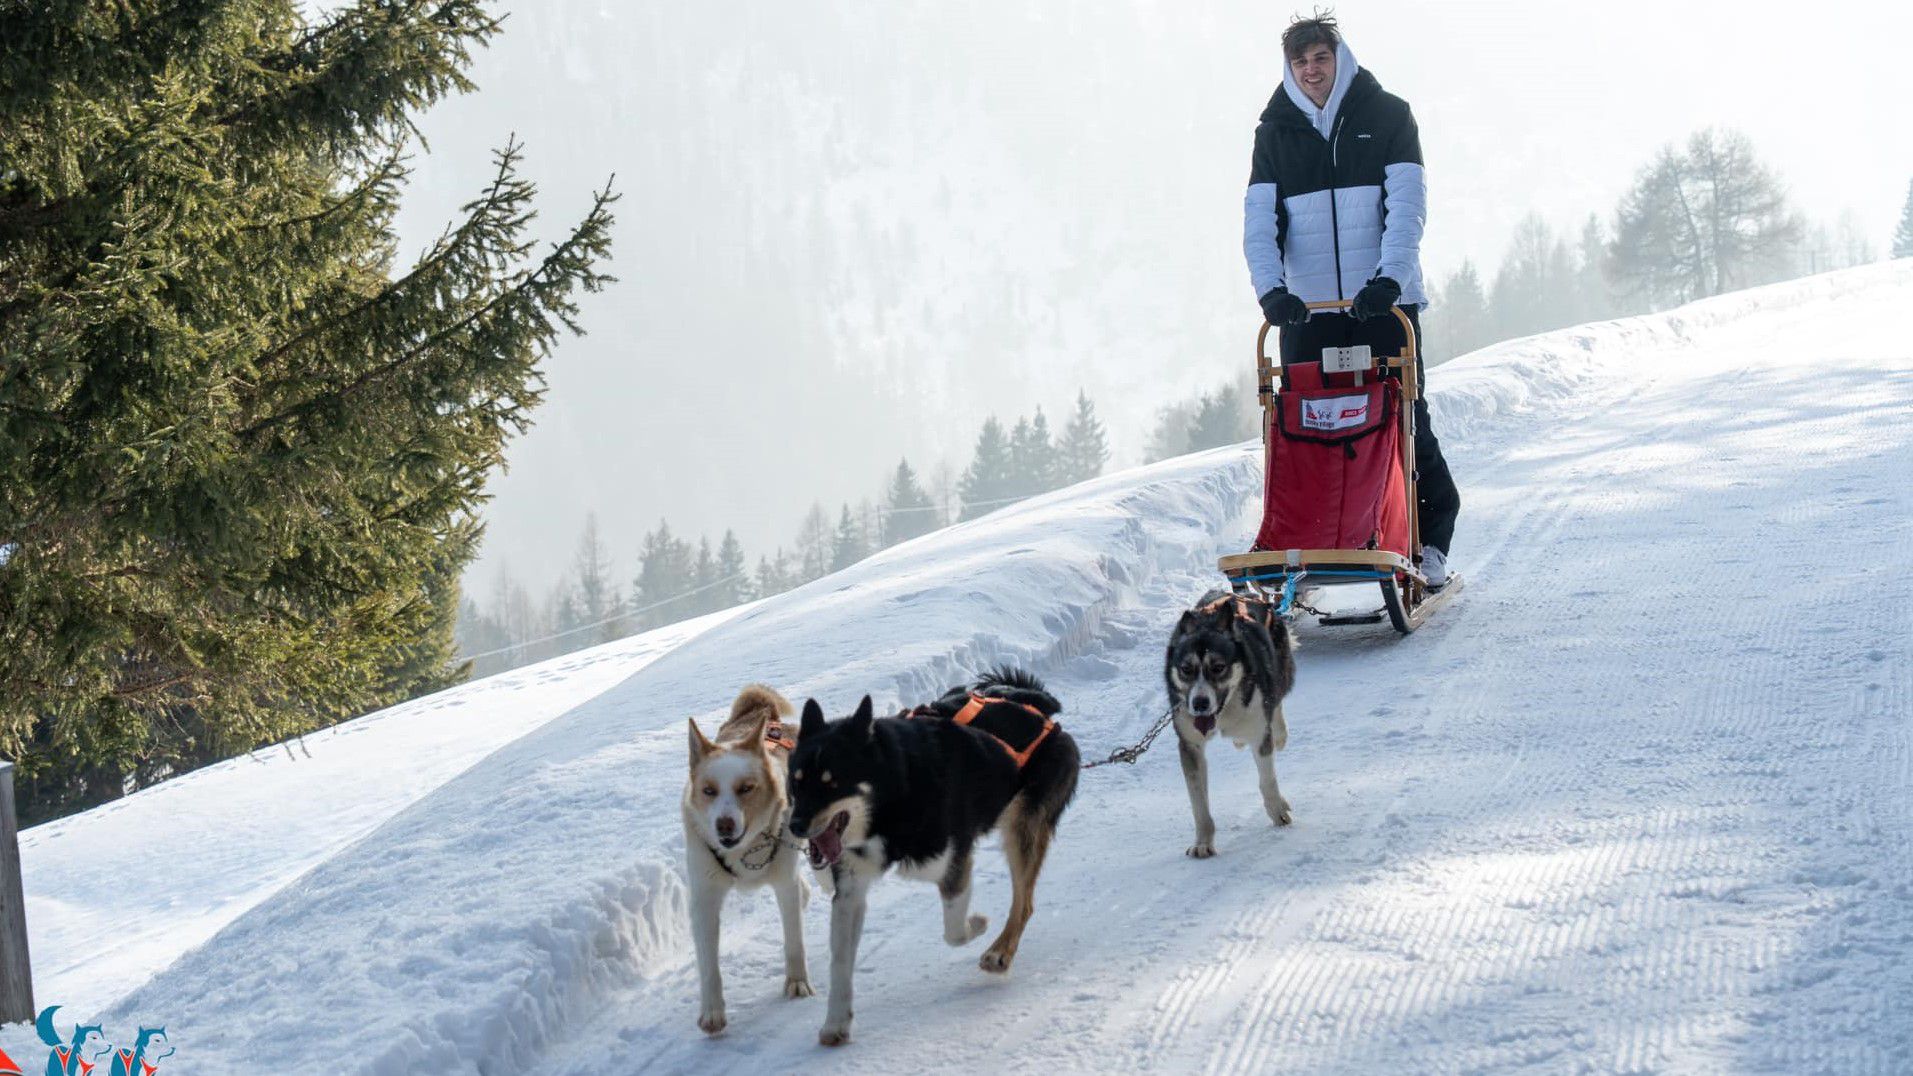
1351;276;1402;321
1258;287;1309;327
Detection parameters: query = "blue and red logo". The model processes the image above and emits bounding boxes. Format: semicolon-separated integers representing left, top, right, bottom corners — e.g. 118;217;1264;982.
27;1007;171;1076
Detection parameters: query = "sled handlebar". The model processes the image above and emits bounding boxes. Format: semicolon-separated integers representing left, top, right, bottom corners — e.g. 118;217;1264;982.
1257;300;1419;367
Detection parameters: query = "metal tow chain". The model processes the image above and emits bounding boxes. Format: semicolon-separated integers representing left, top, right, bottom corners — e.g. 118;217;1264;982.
1082;706;1176;770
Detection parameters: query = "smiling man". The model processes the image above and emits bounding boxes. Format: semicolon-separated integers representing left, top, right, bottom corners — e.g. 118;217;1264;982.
1243;13;1460;586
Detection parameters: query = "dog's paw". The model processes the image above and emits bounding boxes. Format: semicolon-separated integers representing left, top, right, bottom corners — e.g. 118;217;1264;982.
1268;800;1292;826
1186;842;1217;859
697;1009;727;1036
784;977;814;999
978;946;1014;974
946;913;989;946
818;1022;852;1047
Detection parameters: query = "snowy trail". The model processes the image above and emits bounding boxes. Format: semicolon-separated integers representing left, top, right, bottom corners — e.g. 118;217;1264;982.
5;264;1907;1073
535;266;1913;1075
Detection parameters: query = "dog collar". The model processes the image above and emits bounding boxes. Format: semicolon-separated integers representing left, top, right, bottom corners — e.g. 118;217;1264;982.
713;814;803;876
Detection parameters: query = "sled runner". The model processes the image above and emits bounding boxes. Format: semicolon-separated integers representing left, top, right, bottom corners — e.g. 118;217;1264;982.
1219;300;1461;633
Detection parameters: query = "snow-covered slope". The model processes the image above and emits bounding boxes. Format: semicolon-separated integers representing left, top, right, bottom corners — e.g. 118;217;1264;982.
6;262;1911;1073
11;606;745;1017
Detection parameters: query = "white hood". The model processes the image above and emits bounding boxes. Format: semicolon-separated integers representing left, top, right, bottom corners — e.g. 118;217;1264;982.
1282;39;1359;139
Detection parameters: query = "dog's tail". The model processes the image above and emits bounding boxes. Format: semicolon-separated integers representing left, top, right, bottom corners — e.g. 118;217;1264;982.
730;684;794;726
974;665;1061;716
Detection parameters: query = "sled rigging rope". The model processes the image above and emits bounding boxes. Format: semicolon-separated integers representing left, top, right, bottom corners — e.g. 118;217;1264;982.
1081;705;1176;770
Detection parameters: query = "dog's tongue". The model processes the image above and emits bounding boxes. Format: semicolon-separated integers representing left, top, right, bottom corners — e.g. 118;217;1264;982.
808;813;847;867
1194;713;1216;735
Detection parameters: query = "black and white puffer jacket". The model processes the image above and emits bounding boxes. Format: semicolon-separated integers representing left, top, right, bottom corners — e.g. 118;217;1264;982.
1242;40;1427;307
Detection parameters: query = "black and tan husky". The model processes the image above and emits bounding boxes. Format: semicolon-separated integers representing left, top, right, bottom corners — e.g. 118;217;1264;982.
788;668;1079;1046
1165;589;1297;858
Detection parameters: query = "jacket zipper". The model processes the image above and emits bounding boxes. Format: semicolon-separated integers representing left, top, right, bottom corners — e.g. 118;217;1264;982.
1327;111;1347;300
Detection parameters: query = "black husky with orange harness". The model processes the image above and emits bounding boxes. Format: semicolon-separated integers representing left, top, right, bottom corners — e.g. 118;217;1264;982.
788;667;1080;1047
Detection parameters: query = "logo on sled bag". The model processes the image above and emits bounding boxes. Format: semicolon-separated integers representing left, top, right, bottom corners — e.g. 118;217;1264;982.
1300;394;1370;432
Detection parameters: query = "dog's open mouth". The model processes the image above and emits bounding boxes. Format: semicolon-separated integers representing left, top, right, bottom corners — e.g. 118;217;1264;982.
805;811;850;869
1192;711;1216;735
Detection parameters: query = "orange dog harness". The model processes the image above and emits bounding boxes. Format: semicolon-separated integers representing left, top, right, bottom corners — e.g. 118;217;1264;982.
1199;592;1277;630
923;694;1058;770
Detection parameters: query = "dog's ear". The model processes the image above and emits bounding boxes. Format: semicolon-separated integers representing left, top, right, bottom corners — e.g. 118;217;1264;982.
849;695;876;738
800;698;827;737
687;718;717;768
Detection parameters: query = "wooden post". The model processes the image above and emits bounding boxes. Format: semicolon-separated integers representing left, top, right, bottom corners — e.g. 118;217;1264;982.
0;762;32;1022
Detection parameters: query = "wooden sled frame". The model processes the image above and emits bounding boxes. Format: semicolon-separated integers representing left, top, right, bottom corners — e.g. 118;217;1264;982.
1221;300;1460;633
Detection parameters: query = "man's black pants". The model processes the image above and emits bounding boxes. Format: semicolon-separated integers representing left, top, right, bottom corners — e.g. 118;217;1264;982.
1277;305;1460;555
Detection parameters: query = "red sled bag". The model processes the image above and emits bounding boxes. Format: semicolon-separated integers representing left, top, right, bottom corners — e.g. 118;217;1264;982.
1253;363;1411;558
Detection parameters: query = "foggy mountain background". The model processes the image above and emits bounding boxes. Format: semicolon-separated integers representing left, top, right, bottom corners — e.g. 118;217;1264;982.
385;0;1912;600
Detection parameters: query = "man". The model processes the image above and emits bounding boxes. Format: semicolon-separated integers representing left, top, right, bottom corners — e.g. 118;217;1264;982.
1242;14;1459;588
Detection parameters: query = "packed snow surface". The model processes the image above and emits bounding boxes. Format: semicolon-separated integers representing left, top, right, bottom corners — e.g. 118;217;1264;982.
4;263;1910;1073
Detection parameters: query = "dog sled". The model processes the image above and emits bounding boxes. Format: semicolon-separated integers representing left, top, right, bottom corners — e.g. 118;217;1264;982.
1219;300;1461;634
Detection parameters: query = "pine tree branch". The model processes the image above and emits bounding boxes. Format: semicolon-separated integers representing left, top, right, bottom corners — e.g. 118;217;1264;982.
246;141;523;375
238;151;407;235
239;178;615;441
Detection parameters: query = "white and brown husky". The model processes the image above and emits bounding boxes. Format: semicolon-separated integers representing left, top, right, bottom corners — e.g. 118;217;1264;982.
683;685;814;1035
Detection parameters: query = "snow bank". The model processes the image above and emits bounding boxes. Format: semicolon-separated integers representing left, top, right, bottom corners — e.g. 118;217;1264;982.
11;606;743;1016
1428;263;1908;444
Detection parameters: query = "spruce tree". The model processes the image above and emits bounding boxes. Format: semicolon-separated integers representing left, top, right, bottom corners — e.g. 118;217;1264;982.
958;417;1015;520
690;537;717;614
755;550;795;598
1576;214;1617;323
480;564;537;671
1437;261;1493;359
831;505;869;572
569;513;625;642
795;504;832;582
1005;418;1036;498
881;458;938;546
0;0;614;820
1008;409;1059;497
1056;392;1110;486
632;520;694;629
551;572;584;636
1894;179;1913;259
454;595;510;675
1144;400;1199;464
714;530;753;608
1491;214;1577;338
1187;384;1254;453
